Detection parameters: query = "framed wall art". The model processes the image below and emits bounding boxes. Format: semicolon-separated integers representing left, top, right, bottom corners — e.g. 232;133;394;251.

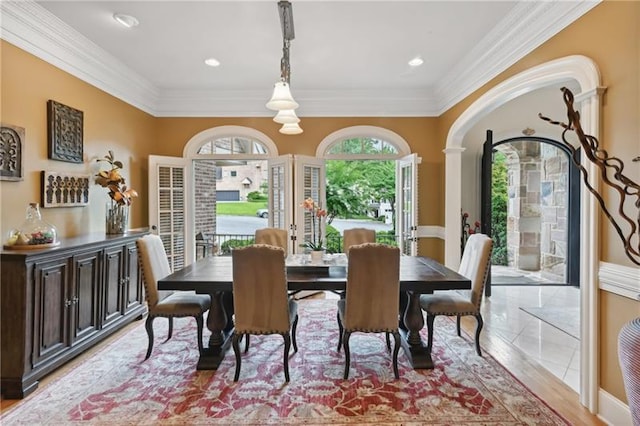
41;171;90;207
47;100;84;163
0;123;25;181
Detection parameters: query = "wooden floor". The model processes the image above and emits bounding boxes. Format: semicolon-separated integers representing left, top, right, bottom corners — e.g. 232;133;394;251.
1;294;605;425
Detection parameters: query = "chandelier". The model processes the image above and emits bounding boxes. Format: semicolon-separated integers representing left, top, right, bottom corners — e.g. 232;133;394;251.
266;0;303;135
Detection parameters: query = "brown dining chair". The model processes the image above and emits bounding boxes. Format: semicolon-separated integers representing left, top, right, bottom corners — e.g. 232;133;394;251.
231;244;299;382
419;233;493;357
136;234;211;360
342;228;376;254
337;243;401;379
254;227;288;255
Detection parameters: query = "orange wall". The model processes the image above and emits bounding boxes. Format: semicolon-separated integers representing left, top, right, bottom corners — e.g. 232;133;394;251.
1;41;156;238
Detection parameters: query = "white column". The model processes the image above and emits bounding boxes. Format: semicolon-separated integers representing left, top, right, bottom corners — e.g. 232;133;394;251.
444;147;465;270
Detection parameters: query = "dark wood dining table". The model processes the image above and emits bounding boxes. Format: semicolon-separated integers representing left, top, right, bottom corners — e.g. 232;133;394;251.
158;255;470;371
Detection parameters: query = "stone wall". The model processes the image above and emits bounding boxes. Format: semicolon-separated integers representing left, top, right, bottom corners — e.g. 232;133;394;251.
502;141;566;281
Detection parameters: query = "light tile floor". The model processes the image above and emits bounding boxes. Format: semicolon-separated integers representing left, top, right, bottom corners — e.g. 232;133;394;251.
481;284;581;392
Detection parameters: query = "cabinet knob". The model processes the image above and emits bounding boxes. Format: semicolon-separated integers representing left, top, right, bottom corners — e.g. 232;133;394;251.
65;300;72;307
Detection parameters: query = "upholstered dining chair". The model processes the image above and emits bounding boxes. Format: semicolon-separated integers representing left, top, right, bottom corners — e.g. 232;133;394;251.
136;234;211;360
419;233;493;357
254;227;288;255
337;243;401;379
342;228;376;255
231;244;299;382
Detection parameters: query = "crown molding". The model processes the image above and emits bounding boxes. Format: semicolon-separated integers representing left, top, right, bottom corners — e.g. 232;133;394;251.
0;0;158;114
1;0;599;118
435;0;601;115
153;88;439;118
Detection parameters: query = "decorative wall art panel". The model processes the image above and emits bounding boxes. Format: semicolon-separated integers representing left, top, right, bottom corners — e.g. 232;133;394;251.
41;171;90;207
0;123;25;181
47;100;84;163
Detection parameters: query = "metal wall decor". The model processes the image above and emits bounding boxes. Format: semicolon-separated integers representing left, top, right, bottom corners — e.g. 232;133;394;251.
41;171;90;207
0;123;25;181
47;100;84;163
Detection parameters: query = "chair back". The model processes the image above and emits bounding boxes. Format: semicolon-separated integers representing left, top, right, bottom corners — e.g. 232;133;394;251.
232;244;290;334
136;234;174;308
345;243;400;331
343;228;376;254
458;234;493;310
255;228;288;254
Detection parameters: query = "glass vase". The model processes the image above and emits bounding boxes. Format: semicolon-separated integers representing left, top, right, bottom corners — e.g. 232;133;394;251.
5;202;59;248
106;201;129;234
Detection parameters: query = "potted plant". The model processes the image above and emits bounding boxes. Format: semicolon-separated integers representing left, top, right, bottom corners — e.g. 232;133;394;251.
299;197;327;262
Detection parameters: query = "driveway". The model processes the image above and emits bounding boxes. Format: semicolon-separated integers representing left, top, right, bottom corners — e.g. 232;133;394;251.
216;215;392;235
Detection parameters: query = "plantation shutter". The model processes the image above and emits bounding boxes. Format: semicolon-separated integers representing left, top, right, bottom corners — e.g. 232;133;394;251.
294;155;326;254
267;154;293;254
148;155;188;270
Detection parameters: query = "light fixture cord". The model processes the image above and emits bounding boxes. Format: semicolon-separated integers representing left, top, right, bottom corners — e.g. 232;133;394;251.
280;38;291;84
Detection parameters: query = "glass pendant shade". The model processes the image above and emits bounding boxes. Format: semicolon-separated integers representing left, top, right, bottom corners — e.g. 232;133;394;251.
279;122;303;135
266;81;299;111
273;109;300;124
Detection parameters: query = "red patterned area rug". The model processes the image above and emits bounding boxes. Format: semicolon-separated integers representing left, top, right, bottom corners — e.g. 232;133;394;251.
3;300;569;425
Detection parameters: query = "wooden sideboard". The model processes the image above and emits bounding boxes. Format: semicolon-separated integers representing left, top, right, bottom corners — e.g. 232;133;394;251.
1;229;149;398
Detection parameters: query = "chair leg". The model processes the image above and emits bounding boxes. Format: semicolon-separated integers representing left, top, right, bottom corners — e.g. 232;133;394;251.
426;314;435;355
343;331;352;379
166;317;174;341
244;334;250;353
283;333;291;382
391;330;401;379
195;314;204;355
144;316;155;360
291;314;299;353
456;315;461;337
232;333;242;382
337;311;343;351
474;314;484;357
385;332;391;352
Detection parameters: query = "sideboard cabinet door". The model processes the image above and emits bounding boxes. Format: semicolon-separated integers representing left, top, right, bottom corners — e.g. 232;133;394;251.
124;241;143;313
71;250;101;345
102;245;125;328
32;259;70;369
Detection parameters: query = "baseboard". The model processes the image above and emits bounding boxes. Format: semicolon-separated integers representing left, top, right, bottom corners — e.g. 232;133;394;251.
598;389;632;426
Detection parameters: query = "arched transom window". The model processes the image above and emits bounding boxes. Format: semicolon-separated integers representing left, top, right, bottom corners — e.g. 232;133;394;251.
196;137;268;155
326;137;398;156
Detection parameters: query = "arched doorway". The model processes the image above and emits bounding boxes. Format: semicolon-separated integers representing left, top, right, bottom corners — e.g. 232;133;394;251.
444;55;604;409
481;133;581;294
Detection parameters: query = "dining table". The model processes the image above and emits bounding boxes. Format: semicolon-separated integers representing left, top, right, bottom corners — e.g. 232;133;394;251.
158;254;471;371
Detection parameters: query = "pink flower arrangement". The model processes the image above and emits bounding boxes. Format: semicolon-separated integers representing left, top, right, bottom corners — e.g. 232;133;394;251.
300;197;327;251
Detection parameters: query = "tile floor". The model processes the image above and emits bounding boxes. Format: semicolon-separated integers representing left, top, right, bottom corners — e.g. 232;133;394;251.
481;284;581;392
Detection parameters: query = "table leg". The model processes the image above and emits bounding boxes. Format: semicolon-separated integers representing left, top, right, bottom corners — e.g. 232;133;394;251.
399;291;434;369
197;290;233;370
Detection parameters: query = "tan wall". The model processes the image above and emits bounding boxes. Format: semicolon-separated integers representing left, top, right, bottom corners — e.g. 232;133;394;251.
1;0;638;405
1;41;156;239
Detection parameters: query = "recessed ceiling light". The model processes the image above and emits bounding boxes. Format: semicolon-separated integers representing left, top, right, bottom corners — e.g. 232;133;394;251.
204;58;221;67
408;56;424;67
113;13;139;28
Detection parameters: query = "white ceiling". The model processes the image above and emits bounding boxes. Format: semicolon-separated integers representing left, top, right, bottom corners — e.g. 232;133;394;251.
1;1;599;117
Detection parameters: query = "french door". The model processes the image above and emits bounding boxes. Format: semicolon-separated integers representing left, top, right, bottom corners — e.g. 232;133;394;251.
397;153;419;256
